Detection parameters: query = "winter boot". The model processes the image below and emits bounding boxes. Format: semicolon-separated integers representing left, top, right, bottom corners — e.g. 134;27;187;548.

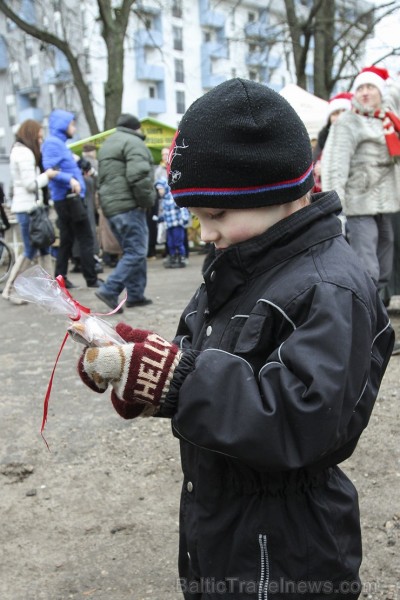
176;255;186;268
163;255;177;269
2;255;33;304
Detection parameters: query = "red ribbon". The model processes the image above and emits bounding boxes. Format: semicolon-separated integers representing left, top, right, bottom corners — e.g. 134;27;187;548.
55;275;91;320
41;276;125;449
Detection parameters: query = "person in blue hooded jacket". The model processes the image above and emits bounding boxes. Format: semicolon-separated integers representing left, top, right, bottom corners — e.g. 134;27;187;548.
41;109;101;288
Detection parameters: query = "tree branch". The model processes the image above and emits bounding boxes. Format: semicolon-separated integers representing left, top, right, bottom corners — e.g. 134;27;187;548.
0;0;99;133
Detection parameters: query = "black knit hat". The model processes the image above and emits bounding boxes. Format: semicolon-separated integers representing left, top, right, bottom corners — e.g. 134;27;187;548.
117;113;141;131
168;78;314;208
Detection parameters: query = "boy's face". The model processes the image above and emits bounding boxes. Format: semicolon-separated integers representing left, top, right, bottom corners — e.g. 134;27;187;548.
190;203;300;250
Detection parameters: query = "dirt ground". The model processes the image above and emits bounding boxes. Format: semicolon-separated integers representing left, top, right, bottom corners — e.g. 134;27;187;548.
1;252;399;600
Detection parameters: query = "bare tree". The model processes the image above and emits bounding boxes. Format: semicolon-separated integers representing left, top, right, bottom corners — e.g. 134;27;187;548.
0;0;139;133
283;0;400;99
1;0;399;134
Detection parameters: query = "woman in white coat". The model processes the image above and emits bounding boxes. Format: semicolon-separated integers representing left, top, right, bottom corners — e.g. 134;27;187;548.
2;119;58;303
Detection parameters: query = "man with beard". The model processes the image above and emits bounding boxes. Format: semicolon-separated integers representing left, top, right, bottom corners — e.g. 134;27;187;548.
321;66;400;298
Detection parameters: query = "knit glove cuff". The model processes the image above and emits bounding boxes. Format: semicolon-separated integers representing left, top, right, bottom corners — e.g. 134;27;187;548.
78;333;182;415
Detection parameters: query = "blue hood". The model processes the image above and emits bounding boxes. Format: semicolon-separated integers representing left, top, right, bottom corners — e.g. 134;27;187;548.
48;109;75;141
155;177;172;196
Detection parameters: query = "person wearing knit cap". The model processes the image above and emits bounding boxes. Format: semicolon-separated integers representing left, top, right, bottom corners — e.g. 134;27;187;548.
95;113;155;312
322;66;400;303
76;79;393;598
312;92;353;193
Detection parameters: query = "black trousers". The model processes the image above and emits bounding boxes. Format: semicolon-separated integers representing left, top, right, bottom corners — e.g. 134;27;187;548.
53;198;97;286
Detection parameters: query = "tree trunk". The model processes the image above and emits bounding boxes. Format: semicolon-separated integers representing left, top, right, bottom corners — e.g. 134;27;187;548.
103;30;125;130
284;0;309;90
313;0;336;99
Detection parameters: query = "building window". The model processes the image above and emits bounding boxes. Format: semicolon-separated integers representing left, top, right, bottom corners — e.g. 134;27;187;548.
30;57;40;87
144;16;153;30
6;18;16;32
248;12;256;22
204;31;211;42
176;90;185;114
25;37;34;59
149;85;156;98
49;84;56;111
172;0;182;18
0;127;5;155
248;70;258;81
6;97;17;126
54;11;62;37
248;43;258;53
175;58;184;83
10;62;20;91
83;48;91;74
173;26;183;51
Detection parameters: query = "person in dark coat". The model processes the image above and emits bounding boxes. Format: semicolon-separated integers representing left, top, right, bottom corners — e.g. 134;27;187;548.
76;79;394;599
41;109;101;289
95;113;155;312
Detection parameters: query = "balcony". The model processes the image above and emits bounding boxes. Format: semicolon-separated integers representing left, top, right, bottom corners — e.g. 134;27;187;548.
138;97;166;119
136;62;165;82
135;29;163;48
0;35;8;71
246;51;281;69
43;48;72;84
17;85;40;98
245;22;279;42
43;68;73;85
18;107;44;123
20;0;36;25
202;40;228;60
199;0;225;29
201;49;226;89
246;50;268;67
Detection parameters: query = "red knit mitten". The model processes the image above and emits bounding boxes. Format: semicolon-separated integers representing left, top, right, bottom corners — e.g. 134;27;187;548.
78;324;182;418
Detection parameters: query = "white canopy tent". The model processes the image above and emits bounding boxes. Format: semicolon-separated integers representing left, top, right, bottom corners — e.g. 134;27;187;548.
279;83;329;139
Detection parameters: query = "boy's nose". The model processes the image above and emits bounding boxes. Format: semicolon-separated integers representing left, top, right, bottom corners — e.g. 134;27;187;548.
201;226;219;244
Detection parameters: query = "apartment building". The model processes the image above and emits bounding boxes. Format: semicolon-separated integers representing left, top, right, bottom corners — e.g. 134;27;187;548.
0;0;372;190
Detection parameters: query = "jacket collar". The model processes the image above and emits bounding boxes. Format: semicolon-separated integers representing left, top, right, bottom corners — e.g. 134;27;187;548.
202;191;343;314
116;126;146;141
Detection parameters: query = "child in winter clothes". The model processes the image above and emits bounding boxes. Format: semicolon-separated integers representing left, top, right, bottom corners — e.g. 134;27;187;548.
155;177;190;268
77;79;394;599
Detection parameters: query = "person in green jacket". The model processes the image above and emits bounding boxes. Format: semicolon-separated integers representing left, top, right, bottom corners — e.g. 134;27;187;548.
96;114;155;312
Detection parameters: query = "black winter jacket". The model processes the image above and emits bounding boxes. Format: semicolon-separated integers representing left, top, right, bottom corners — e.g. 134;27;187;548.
164;191;393;599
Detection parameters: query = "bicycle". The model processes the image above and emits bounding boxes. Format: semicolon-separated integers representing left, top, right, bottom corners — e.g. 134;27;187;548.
0;238;15;283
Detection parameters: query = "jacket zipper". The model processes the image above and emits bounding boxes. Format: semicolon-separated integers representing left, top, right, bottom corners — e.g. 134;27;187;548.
258;533;269;600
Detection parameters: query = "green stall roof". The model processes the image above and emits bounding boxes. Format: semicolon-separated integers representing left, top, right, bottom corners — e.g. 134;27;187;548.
68;117;176;163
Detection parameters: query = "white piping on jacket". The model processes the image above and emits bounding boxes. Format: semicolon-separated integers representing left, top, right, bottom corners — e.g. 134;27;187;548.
184;310;197;324
257;299;297;330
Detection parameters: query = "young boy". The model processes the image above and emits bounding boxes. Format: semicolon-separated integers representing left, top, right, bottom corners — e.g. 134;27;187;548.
155;177;190;268
77;79;394;599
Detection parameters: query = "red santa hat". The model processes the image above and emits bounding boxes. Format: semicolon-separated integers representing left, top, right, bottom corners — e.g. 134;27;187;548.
352;66;390;95
327;92;353;118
